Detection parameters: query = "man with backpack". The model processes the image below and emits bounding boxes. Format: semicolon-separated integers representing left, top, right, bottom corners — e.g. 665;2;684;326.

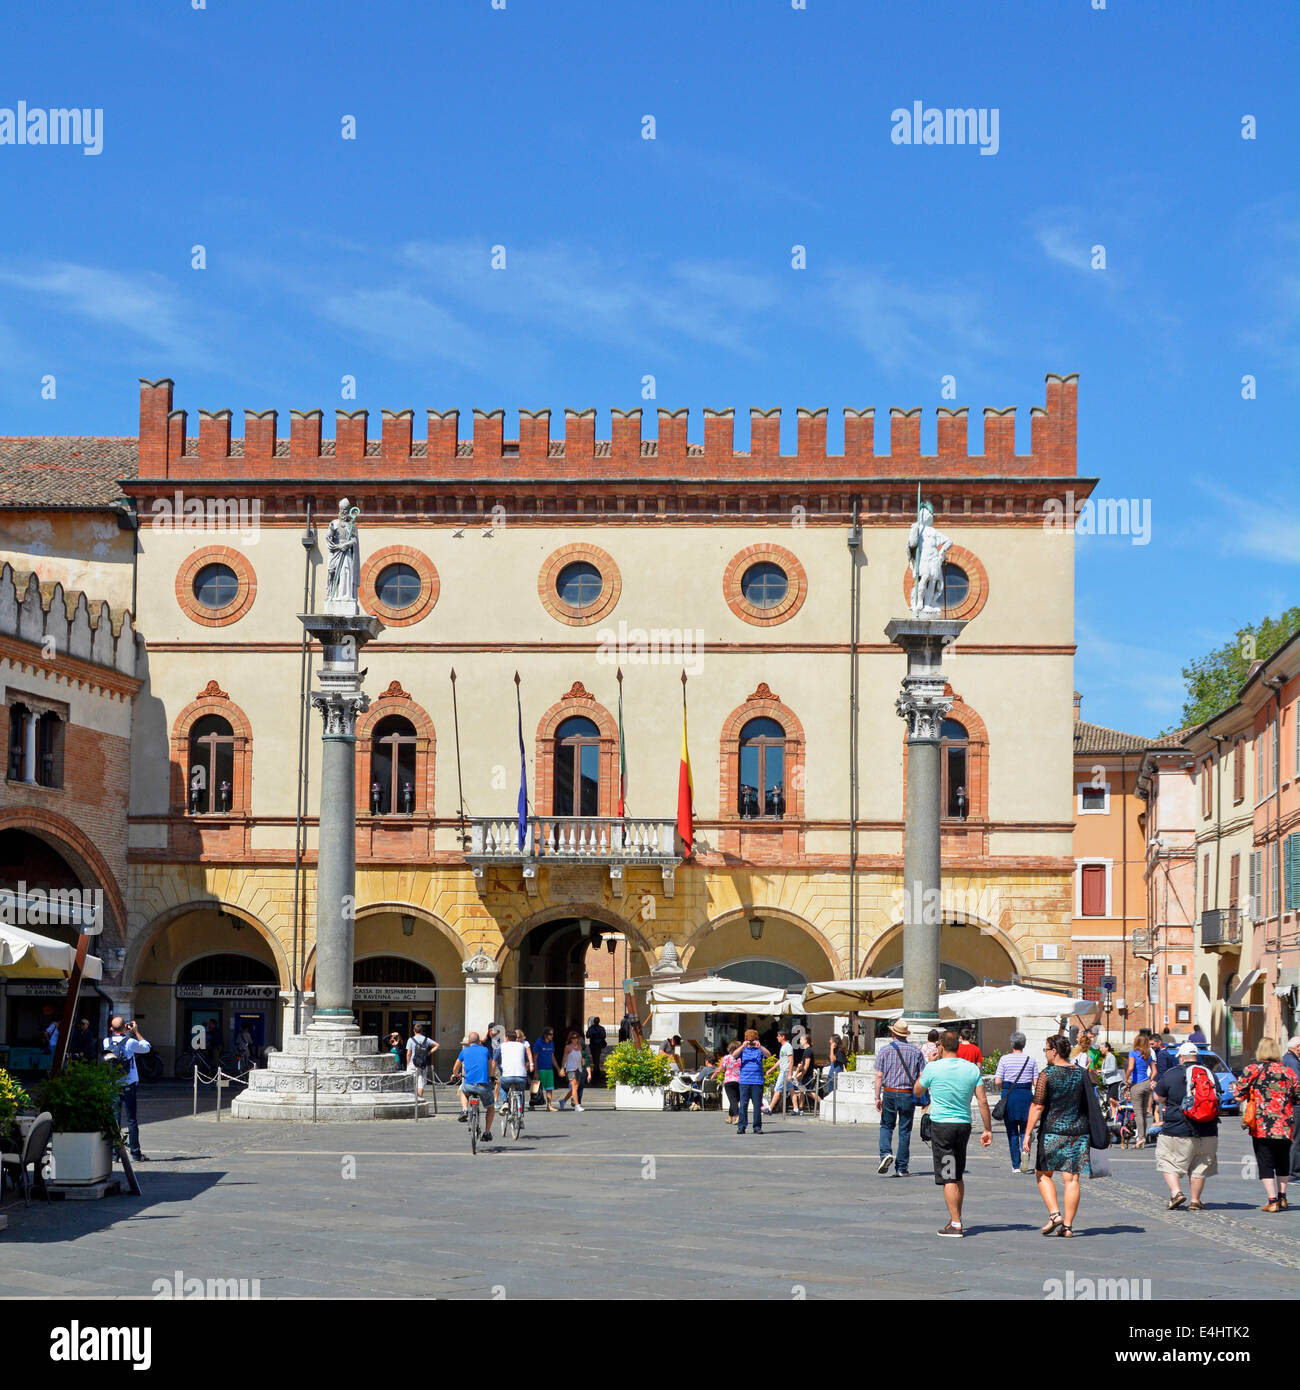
1153;1041;1220;1210
406;1023;438;1101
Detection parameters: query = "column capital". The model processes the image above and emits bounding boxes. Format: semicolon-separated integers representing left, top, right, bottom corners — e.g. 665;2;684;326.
311;691;369;739
895;675;953;741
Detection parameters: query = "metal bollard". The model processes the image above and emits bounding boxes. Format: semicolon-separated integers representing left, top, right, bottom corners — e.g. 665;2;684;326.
312;1069;318;1123
193;1065;199;1119
215;1069;223;1122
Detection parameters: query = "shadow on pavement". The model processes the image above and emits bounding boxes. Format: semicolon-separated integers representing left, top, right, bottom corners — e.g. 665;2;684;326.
1;1168;228;1245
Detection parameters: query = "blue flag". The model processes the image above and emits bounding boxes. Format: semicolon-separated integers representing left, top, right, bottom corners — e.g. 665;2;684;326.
515;675;528;849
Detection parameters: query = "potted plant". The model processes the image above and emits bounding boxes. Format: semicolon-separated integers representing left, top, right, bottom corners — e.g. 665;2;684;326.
604;1041;673;1110
0;1067;33;1148
40;1061;122;1185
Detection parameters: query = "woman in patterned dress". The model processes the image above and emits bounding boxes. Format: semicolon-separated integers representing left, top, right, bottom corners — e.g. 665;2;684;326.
1234;1037;1300;1213
1021;1034;1092;1238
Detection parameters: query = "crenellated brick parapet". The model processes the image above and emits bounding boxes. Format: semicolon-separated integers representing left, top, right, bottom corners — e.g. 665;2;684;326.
135;374;1079;482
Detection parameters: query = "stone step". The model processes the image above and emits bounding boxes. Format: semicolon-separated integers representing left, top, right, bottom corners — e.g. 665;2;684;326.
265;1052;395;1075
246;1069;419;1096
277;1034;382;1058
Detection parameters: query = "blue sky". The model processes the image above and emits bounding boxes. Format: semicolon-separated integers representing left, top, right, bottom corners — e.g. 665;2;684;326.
1;0;1296;734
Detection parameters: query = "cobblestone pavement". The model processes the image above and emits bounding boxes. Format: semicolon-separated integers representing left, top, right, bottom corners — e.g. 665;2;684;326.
3;1086;1297;1300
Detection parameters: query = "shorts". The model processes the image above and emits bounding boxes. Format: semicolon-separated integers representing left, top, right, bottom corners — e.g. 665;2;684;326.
1155;1134;1218;1179
461;1082;493;1107
930;1121;972;1186
566;1068;582;1082
408;1064;429;1087
774;1071;793;1094
538;1068;555;1090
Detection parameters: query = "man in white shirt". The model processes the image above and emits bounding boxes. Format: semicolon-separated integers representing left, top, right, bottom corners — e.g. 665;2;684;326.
499;1030;533;1127
769;1031;795;1114
405;1024;438;1100
103;1016;152;1161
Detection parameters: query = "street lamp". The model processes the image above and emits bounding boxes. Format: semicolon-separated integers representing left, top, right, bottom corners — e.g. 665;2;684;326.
749;916;764;942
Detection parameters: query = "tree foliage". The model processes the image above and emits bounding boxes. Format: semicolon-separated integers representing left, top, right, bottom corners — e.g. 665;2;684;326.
1176;607;1300;730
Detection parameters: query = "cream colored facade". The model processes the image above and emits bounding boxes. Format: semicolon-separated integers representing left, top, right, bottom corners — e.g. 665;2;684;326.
120;508;1077;1063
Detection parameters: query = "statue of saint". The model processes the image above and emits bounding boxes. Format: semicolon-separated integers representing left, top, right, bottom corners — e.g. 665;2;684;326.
907;498;952;616
325;499;360;611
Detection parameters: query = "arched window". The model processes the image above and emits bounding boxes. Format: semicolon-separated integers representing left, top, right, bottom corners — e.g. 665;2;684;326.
178;953;276;985
370;714;418;814
188;714;235;814
553;715;600;816
354;955;435;985
738;717;786;819
940;718;969;820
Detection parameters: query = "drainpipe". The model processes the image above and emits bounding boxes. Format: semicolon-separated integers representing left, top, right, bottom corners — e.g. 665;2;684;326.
1262;676;1285;985
847;497;862;978
1208;733;1227;1055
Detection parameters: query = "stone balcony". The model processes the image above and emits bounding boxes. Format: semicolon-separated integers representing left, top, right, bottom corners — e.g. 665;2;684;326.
465;814;680;897
1130;929;1154;959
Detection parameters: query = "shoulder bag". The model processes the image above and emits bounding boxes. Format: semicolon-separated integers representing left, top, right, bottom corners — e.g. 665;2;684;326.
1240;1065;1258;1133
992;1055;1032;1122
1082;1066;1111;1150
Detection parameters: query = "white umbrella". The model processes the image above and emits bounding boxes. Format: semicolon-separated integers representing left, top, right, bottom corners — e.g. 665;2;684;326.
645;976;790;1014
800;978;908;1014
0;924;103;981
938;985;1099;1024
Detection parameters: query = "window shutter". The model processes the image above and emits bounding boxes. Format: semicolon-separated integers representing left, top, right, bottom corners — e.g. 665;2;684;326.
1203;854;1211;911
1229;853;1240;910
1081;863;1106;917
1249;850;1261;921
1234;739;1245;801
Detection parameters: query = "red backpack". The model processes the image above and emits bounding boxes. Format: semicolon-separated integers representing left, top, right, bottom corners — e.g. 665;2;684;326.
1180;1063;1220;1123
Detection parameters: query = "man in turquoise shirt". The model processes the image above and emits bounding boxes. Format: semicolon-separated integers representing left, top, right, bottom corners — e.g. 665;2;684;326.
916;1029;993;1238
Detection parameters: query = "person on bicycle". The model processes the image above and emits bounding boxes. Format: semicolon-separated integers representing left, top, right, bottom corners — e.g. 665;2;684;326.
500;1029;533;1124
452;1030;496;1141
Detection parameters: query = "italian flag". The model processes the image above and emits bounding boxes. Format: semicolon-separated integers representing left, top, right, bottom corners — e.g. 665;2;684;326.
677;676;694;856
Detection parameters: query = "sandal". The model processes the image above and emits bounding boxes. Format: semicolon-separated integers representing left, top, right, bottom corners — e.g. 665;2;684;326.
1057;1224;1074;1238
1167;1193;1187;1210
1040;1213;1063;1235
1187;1201;1205;1211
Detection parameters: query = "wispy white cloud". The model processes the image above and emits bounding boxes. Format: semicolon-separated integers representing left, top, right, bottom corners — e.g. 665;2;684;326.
0;261;197;359
1075;618;1187;725
1192;479;1300;566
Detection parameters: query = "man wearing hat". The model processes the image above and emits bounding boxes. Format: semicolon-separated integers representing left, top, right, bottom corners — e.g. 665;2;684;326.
874;1019;927;1176
1152;1041;1220;1210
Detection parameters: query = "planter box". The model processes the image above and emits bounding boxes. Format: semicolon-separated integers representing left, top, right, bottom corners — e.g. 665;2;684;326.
49;1131;113;1186
615;1084;666;1111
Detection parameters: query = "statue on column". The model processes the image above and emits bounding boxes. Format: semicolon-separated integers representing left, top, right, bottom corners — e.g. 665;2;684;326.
907;496;952;617
325;499;361;613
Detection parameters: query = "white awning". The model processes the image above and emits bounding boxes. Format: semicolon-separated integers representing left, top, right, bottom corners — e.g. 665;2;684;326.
1226;969;1263;1008
938;985;1099;1024
645;977;791;1014
800;978;907;1014
0;925;104;981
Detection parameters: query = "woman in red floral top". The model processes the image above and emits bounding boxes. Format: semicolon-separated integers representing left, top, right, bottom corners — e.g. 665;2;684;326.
1234;1037;1300;1213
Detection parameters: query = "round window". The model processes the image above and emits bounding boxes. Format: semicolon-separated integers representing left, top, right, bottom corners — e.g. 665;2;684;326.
193;562;239;609
375;562;422;610
942;564;970;608
556;560;603;608
740;561;788;608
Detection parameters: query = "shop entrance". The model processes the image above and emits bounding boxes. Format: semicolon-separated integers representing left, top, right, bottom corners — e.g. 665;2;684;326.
175;952;279;1068
352;956;437;1064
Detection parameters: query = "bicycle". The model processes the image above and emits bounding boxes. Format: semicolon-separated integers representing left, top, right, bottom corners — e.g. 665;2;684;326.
503;1082;526;1142
465;1089;484;1155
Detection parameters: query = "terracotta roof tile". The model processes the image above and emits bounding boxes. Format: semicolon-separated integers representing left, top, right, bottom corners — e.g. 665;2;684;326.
0;436;137;508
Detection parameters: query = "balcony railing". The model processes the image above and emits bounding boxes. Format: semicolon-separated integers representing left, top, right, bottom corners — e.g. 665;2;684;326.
1200;906;1242;949
466;815;680;897
1130;929;1153;959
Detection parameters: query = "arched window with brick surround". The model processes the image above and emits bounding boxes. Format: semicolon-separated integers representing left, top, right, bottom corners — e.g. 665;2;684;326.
534;682;618;817
356;683;434;817
902;685;989;825
170;681;253;816
720;685;806;822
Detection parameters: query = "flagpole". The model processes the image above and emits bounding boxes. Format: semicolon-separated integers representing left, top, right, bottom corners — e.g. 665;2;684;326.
450;668;467;849
616;666;626;822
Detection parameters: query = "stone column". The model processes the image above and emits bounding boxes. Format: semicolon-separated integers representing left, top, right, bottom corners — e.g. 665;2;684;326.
23;710;38;784
885;617;966;1027
462;952;500;1037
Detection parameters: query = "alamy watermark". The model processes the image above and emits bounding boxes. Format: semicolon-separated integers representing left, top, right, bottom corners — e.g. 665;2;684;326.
0;102;103;155
1043;1271;1152;1300
1043;491;1151;546
149;492;262;544
596;619;705;675
152;1269;261;1299
0;882;102;933
891;101;999;156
